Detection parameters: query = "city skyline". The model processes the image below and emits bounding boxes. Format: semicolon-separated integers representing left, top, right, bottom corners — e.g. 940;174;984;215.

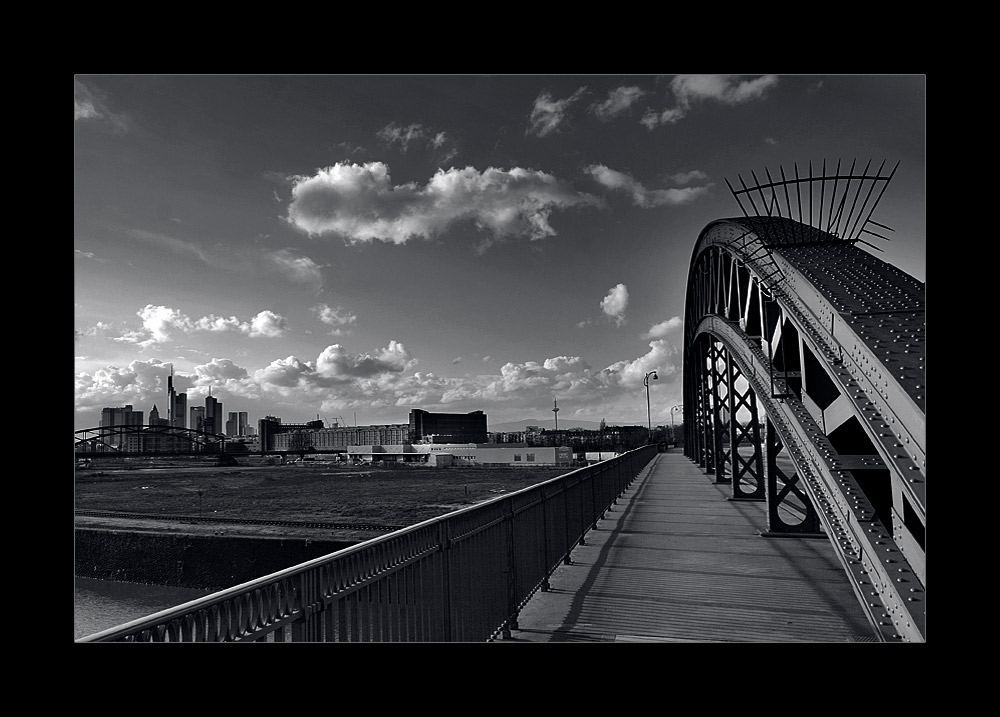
75;75;926;432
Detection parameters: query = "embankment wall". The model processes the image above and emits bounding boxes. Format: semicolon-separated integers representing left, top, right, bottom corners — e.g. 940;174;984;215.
75;528;357;590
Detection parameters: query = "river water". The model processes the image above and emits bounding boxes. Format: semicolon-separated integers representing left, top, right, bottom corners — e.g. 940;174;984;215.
75;577;215;641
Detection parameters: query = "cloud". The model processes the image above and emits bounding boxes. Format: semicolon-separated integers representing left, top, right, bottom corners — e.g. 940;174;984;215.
527;87;588;137
586;165;711;207
377;122;429;153
74;359;172;410
601;340;678;388
315;341;415;382
286;162;599;248
668;170;709;185
127;228;214;264
311;304;357;335
451;357;463;364
642;317;682;339
377;122;458;164
671;74;779;108
77;334;687;427
641;107;686;130
248;310;287;338
269;249;324;286
74;79;130;132
642;74;779;129
75;249;103;262
600;284;629;326
592;86;646;121
116;304;288;347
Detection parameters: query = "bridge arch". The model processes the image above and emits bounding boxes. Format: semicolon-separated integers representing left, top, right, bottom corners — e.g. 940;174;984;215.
682;215;925;642
74;424;229;456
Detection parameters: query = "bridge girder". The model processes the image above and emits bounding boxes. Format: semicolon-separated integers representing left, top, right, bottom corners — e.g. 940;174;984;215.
683;217;925;643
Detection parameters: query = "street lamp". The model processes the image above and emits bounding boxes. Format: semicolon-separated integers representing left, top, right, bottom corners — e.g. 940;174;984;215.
670;404;683;445
644;370;658;443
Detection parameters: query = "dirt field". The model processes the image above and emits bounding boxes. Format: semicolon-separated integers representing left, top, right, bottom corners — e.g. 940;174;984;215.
74;455;572;541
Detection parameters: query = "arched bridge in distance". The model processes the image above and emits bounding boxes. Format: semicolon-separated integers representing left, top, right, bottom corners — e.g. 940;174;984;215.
76;159;925;643
682;160;924;642
75;425;230;456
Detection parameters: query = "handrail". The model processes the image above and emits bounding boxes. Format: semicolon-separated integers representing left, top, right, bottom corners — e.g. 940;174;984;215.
77;445;658;642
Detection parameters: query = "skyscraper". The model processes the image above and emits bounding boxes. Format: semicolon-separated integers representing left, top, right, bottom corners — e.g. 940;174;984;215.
205;392;222;435
190;406;205;432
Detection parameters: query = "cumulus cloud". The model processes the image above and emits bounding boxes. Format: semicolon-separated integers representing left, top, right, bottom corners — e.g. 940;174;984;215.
643;317;682;339
527;87;588;137
115;305;287;347
77;334;687;427
311;304;357;335
642;74;779;130
600;284;629;326
248;310;287;338
592;86;646;121
74;359;171;410
286;162;599;248
586;165;711;207
601;340;679;388
315;341;414;382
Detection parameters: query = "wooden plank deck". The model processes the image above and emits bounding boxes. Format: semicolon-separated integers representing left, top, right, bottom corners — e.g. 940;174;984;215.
500;451;879;643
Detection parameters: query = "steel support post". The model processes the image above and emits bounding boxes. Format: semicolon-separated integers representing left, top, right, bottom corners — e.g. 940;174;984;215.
709;341;730;483
761;415;823;537
727;353;765;501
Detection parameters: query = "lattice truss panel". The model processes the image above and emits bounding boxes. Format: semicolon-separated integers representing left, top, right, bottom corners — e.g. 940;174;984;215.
682;217;925;643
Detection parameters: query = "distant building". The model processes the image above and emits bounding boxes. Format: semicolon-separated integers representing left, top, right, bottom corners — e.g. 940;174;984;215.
344;442;572;466
190;406;205;432
272;423;410;452
205;394;222;435
100;404;143;429
409;409;487;444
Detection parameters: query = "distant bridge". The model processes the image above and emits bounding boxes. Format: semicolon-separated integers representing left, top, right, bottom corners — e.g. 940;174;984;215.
74;424;230;456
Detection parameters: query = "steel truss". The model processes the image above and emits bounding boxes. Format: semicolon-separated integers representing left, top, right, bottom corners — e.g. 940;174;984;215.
682;215;925;643
74;424;228;455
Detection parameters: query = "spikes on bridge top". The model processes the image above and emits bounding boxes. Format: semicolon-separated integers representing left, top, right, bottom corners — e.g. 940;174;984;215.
726;158;898;247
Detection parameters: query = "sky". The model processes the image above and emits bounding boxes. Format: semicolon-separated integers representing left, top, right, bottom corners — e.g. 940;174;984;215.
74;74;926;433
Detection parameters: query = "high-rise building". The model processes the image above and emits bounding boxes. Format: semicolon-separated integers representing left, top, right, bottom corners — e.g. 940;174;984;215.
100;404;144;428
409;409;487;444
238;411;249;436
190;406;205;432
205;392;222;435
171;392;187;429
226;412;239;437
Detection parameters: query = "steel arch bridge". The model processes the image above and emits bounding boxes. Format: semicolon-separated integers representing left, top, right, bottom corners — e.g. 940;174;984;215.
681;163;925;642
74;424;229;456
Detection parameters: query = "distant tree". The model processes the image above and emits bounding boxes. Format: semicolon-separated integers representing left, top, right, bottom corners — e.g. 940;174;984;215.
288;430;314;459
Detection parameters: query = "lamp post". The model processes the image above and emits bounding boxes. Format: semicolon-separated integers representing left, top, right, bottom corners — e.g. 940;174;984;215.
670;404;683;445
643;370;658;443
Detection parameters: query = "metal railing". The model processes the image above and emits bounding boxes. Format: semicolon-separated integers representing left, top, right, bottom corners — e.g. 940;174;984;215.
77;445;658;642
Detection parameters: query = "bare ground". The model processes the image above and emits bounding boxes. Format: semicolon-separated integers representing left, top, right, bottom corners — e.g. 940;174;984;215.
74;455;571;541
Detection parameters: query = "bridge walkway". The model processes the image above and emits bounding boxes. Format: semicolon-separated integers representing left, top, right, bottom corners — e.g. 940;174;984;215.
501;451;879;643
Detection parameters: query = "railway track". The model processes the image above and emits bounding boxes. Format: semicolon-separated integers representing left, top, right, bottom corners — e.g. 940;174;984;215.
74;509;406;532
